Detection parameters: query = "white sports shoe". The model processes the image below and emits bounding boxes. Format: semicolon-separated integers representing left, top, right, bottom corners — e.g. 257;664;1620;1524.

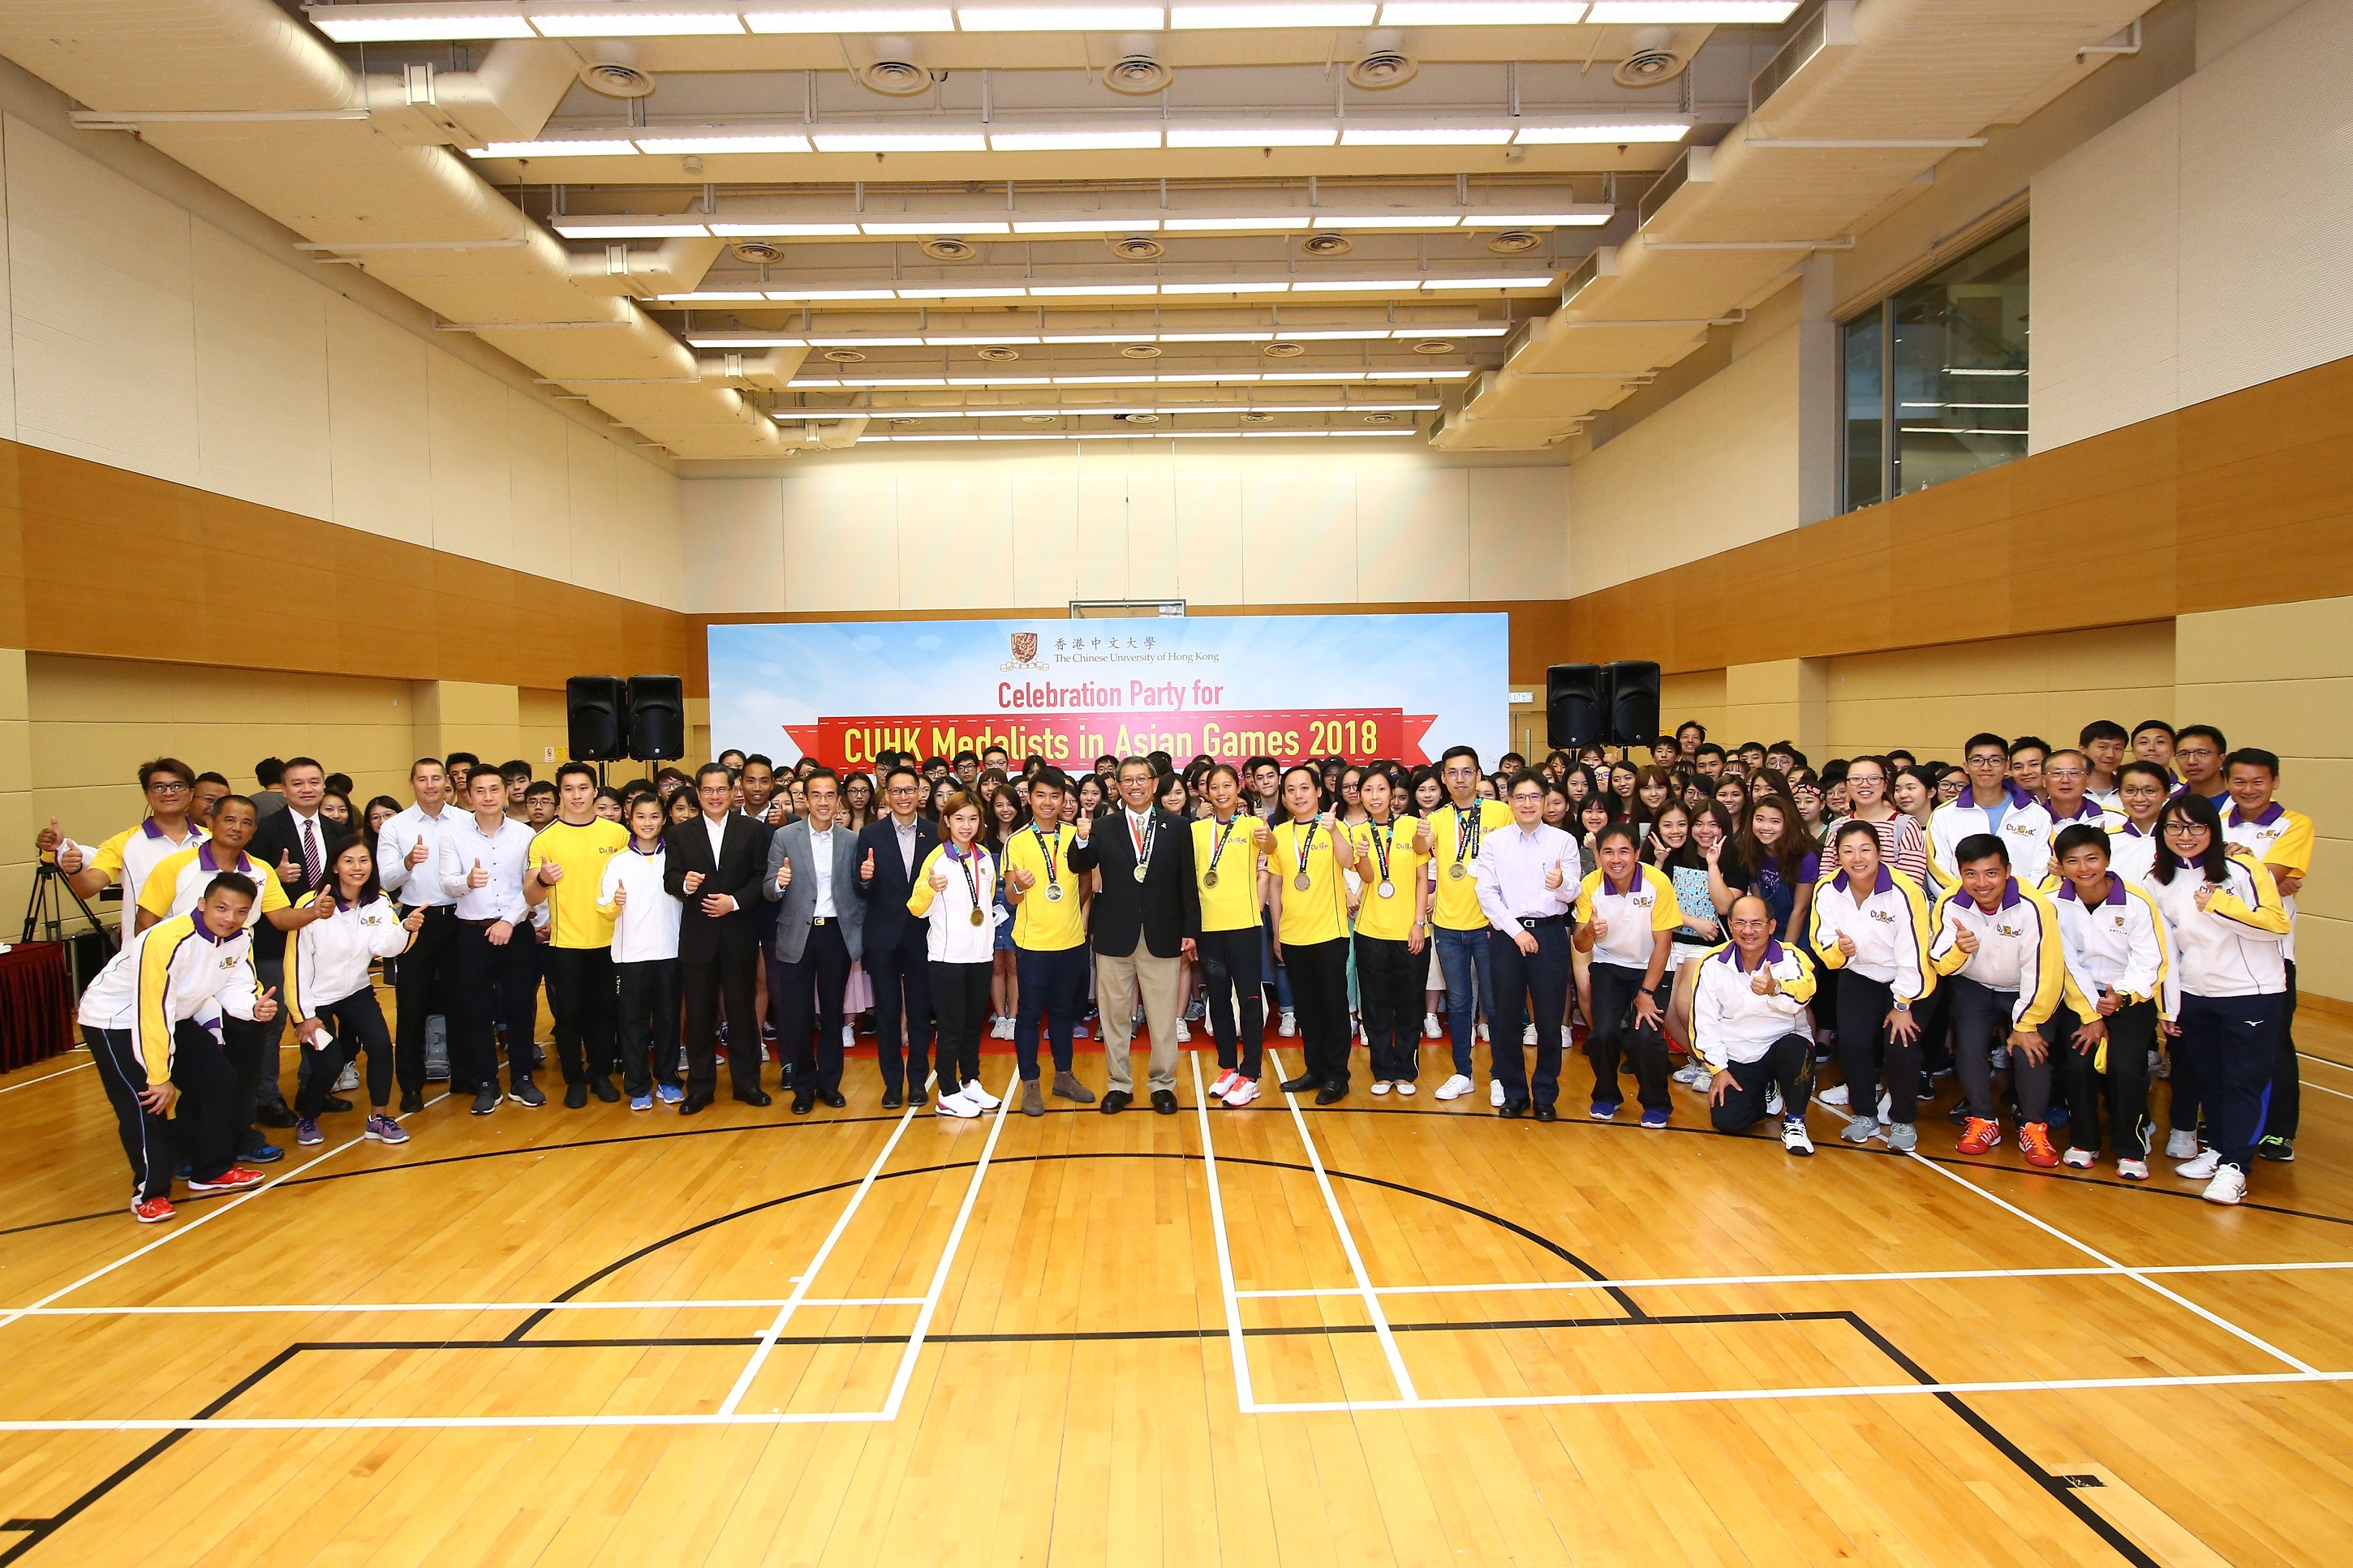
1766;1085;1783;1117
2202;1164;2247;1205
1819;1083;1851;1108
1522;1022;1538;1046
2062;1147;2096;1169
1435;1073;1473;1101
1478;1021;1491;1044
1370;1080;1392;1096
1222;1077;1262;1108
936;1089;981;1119
842;1025;856;1050
1207;1070;1241;1100
1876;1091;1893;1122
1176;1020;1192;1043
1422;1012;1443;1038
2174;1147;2222;1179
1278;1010;1297;1038
1490;1078;1505;1108
2164;1128;2200;1159
961;1080;1004;1111
1394;1080;1415;1097
1781;1117;1815;1156
2117;1158;2149;1181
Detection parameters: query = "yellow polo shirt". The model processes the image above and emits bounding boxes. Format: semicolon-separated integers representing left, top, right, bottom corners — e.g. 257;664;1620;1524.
1003;821;1085;950
527;817;632;948
1192;814;1267;933
1271;818;1346;947
1348;817;1428;941
1425;800;1515;931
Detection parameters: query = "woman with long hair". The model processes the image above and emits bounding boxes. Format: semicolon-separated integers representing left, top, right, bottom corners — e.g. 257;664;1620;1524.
840;771;875;829
908;788;1003;1119
665;788;701;828
1712;772;1751;824
1608;760;1639;818
1735;797;1818;941
1631;767;1675;834
2144;792;2291;1204
1348;768;1430;1096
1075;773;1106;821
1268;766;1353;1102
1808;819;1935;1149
983;785;1028;1041
286;835;421;1147
1194;763;1275;1107
1891;766;1939;832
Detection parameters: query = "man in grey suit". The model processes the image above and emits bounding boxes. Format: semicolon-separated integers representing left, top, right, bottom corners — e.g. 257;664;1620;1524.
764;767;865;1115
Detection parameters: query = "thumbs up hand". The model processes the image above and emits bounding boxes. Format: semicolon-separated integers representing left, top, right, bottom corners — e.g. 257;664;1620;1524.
861;848;876;880
407;836;429;869
1544;859;1564;891
276;848;297;883
466;858;488;889
608;883;627;913
252;985;279;1024
1010;865;1035;891
775;857;793;891
928;865;949;892
35;817;61;855
58;840;86;875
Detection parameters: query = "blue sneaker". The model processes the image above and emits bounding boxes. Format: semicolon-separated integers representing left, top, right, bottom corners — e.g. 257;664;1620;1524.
294;1117;323;1146
176;1162;193;1178
1589;1102;1620;1122
655;1083;685;1106
630;1093;653;1111
1640;1106;1670;1130
246;1143;285;1164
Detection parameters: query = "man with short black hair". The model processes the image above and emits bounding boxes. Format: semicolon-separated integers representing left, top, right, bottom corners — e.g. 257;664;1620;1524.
42;756;208;915
2128;720;2175;771
1675;720;1706;761
925;755;952;783
2079;720;2130;805
1929;733;2053;891
252;757;288;819
248;756;339;1125
952;750;981;785
527;761;631;1108
193;772;231;820
442;767;544;1115
2175;724;2229;802
982;743;1009;772
1930;835;2067;1167
668;762;772;1112
444;752;480;793
855;763;939;1107
766;767;862;1114
2223;747;2312;1162
1418;745;1512;1102
1000;767;1095;1112
379;758;462;1108
1693;744;1726;780
2007;737;2050;799
501;760;535;821
1067;757;1201;1115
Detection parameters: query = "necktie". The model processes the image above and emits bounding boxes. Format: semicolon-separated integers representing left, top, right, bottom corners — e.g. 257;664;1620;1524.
301;816;321;887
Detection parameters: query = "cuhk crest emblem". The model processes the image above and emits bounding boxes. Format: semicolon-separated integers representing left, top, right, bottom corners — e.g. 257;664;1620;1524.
1011;632;1039;664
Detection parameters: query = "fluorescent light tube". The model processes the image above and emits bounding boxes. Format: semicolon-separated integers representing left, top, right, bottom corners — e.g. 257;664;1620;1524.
1468;209;1613;226
987;130;1163;151
813;132;990;152
1161;281;1287;294
712;221;863;235
635;135;813;154
1163;216;1310;231
1165;126;1339;148
763;288;903;300
1172;4;1378;26
893;286;1031;298
955;6;1167;28
472;140;637;158
656;291;771;302
1010;218;1159;233
860;220;1013;234
1585;2;1796;20
1375;2;1588;22
309;11;536;41
1289;278;1426;292
746;9;957;32
1341;126;1515;145
553;222;712;238
1311;213;1464;229
1026;284;1159;296
531;13;747;36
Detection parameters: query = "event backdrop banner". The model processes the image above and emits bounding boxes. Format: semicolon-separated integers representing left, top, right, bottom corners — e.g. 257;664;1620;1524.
709;613;1509;771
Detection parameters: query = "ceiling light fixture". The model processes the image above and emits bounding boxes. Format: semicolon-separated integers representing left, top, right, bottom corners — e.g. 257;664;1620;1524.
553;208;1608;239
689;324;1509;348
531;11;746;36
658;274;1554;303
792;368;1472;388
474;121;1680;162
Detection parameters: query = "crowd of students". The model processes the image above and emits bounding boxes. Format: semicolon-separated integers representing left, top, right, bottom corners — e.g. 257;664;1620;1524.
39;713;2310;1222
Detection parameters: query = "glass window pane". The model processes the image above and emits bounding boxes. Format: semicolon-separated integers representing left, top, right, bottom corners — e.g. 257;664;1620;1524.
1890;221;2028;498
1843;310;1885;510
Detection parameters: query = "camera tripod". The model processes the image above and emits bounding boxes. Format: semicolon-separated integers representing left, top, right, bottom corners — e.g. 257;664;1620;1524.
21;857;114;954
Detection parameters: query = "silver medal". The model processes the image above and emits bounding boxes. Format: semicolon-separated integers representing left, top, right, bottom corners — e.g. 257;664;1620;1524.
1293;874;1312;892
1377;881;1395;899
1044;884;1064;902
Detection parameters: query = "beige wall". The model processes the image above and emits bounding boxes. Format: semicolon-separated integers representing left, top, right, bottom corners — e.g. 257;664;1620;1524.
1819;623;2179;763
681;449;1568;615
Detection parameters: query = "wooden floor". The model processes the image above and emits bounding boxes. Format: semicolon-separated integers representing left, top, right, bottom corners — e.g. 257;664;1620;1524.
5;1001;2353;1567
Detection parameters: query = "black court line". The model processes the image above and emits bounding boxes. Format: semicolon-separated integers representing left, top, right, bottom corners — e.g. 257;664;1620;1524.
2;1153;2167;1568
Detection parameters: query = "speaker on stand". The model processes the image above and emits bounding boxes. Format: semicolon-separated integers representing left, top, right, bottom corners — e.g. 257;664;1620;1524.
1545;664;1611;751
626;675;686;763
566;677;628;786
1606;660;1663;752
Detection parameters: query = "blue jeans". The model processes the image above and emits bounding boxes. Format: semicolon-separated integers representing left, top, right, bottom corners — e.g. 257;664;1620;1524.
1259;914;1293;1011
1433;923;1493;1077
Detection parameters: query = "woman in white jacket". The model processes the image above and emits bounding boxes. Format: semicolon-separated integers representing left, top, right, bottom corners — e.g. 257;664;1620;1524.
2141;792;2291;1205
286;834;422;1148
910;788;1004;1119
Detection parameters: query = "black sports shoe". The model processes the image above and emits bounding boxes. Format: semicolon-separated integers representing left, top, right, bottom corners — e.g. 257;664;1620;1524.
255;1101;297;1128
2257;1135;2296;1163
471;1086;500;1115
565;1082;589;1110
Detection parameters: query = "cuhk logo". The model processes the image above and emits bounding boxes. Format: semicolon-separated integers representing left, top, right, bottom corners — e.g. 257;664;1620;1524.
1010;631;1039;665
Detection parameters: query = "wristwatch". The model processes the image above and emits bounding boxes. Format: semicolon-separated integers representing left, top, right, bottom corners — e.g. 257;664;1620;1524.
1893;999;1912;1012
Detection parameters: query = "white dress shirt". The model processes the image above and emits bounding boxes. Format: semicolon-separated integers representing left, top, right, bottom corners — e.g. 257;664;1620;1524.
378;801;461;908
807;823;838;917
438;812;533;923
1472;821;1579;930
703;811;729;871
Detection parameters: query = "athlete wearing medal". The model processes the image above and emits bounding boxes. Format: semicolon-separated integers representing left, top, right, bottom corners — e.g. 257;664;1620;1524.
1348;771;1431;1094
1000;767;1095;1115
1194;763;1276;1106
1417;746;1516;1102
1066;757;1202;1115
907;788;1003;1118
1268;766;1353;1103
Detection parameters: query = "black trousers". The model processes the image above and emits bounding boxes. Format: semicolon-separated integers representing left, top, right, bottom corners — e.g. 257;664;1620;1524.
542;945;618;1087
1015;943;1088;1082
1354;931;1422;1083
931;959;993;1094
684;944;763;1100
217;1014;270;1155
1284;937;1353;1088
1835;971;1921;1124
451;922;540;1091
1586;957;1667;1113
2182;990;2286;1173
1950;975;2054;1124
867;924;936;1094
1709;1034;1814;1134
294;986;394;1116
1490;922;1572;1107
615;957;683;1097
2058;999;2155;1158
2273;959;2301;1140
776;920;853;1097
1198;926;1265;1077
394;905;458;1094
85;1020;240;1198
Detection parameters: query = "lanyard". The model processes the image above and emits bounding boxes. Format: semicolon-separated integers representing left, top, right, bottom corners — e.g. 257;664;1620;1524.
1454;803;1485;871
1366;817;1394;885
1205;815;1241;879
952;842;986;912
1293;819;1319;879
1030;823;1063;892
1128;809;1155;868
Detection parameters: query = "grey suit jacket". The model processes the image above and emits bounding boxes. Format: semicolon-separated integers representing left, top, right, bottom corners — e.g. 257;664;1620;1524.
764;816;866;964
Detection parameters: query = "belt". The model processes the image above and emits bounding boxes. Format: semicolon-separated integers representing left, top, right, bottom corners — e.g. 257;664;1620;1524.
401;904;454;919
1514;914;1567;930
456;916;505;930
811;915;832;926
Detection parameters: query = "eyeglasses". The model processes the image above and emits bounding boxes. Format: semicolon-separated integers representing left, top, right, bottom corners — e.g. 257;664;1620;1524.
146;780;191;794
2162;820;2207;836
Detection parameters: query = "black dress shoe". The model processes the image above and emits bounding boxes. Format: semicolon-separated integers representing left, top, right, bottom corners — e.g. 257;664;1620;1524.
255;1101;297;1128
735;1089;773;1108
1314;1083;1349;1106
1499;1097;1529;1119
591;1076;621;1104
791;1093;815;1115
819;1089;847;1109
1532;1103;1558;1123
881;1089;905;1110
320;1096;353;1114
398;1090;424;1115
1151;1089;1179;1115
681;1094;712;1115
564;1083;589;1110
1100;1089;1133;1115
1279;1072;1323;1094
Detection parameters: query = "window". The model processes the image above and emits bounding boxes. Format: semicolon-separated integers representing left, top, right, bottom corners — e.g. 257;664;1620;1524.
1840;221;2028;512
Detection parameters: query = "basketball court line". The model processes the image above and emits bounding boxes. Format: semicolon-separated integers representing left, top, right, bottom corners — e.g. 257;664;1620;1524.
1234;1257;2353;1299
0;1061;88;1094
1189;1051;1257;1411
0;1090;451;1333
877;1068;1017;1419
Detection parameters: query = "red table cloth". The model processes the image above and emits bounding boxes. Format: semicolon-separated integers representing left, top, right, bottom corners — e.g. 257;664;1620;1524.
0;943;76;1071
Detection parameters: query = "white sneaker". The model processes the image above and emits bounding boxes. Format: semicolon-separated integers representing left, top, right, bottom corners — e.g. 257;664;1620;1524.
1478;1020;1491;1044
1394;1080;1415;1097
1278;1010;1297;1038
2165;1128;2200;1160
1176;1020;1192;1043
2118;1158;2149;1181
1766;1085;1783;1117
2202;1164;2247;1205
1522;1022;1538;1046
1422;1012;1443;1039
1435;1073;1473;1101
1208;1069;1241;1100
1490;1078;1506;1108
333;1062;359;1093
1222;1077;1262;1108
1876;1091;1892;1122
936;1089;981;1118
1671;1063;1706;1089
1782;1117;1815;1156
842;1025;855;1050
961;1080;1003;1110
1820;1083;1851;1108
1370;1080;1392;1096
2062;1147;2096;1169
2174;1147;2222;1180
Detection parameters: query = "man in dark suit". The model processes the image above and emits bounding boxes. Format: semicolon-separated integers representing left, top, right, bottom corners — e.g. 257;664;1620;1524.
764;767;865;1115
246;754;338;1131
854;762;938;1108
665;763;772;1113
1068;756;1200;1115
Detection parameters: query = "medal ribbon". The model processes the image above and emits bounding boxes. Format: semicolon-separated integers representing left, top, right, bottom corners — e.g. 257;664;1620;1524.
1368;818;1393;886
1030;823;1062;895
1205;816;1239;881
953;840;986;913
1129;808;1155;873
1454;803;1483;875
1293;818;1318;882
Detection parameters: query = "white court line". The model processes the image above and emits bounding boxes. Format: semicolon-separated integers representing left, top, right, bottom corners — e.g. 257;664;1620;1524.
714;1085;927;1416
1265;1046;1418;1403
0;1091;450;1333
2296;1051;2353;1071
6;1298;930;1318
1189;1052;1257;1411
2299;1077;2353;1102
7;1368;2350;1433
1236;1257;2353;1300
877;1069;1017;1420
0;1059;89;1093
1799;1098;2325;1376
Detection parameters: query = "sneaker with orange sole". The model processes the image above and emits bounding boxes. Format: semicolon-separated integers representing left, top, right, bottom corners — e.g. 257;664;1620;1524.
1955;1117;2001;1156
2019;1123;2060;1168
131;1195;175;1223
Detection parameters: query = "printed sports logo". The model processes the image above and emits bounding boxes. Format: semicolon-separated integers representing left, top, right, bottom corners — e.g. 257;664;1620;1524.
1868;909;1896;924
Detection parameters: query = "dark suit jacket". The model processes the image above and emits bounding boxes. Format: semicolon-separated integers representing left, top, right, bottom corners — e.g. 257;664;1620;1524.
1068;806;1200;960
247;805;338;961
664;813;768;963
855;815;938;953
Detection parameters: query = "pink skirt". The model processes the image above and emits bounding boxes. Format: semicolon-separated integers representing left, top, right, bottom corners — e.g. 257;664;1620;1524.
843;960;874;1013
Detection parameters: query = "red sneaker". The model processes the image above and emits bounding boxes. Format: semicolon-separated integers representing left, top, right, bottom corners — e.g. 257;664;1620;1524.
2020;1123;2060;1168
1955;1117;2001;1156
185;1166;264;1192
131;1195;175;1223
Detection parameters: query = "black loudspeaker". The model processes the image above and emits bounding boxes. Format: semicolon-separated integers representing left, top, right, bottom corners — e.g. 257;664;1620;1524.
626;675;686;762
1546;664;1611;750
566;676;628;762
1607;659;1663;747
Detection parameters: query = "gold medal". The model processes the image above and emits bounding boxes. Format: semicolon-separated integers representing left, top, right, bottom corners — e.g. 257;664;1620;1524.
1133;862;1149;883
1203;870;1220;888
1448;863;1465;880
968;908;985;926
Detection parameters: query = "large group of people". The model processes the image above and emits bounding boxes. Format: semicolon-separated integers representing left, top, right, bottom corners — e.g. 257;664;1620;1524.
37;711;2311;1222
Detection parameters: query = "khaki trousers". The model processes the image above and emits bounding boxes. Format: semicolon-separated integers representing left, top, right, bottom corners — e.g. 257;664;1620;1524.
1096;947;1185;1094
